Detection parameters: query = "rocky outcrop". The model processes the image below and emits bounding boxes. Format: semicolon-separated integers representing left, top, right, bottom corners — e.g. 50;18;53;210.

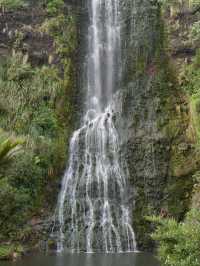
0;6;54;65
163;2;200;65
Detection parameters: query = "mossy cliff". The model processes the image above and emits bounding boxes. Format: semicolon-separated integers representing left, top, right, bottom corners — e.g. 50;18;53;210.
112;0;198;250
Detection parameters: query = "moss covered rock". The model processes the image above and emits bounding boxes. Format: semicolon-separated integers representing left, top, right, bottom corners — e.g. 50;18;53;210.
113;0;198;250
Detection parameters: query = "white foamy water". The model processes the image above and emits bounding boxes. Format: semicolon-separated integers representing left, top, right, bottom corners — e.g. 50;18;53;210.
54;0;137;253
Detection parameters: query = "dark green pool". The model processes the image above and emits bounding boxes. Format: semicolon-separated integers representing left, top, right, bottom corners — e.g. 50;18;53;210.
1;252;160;266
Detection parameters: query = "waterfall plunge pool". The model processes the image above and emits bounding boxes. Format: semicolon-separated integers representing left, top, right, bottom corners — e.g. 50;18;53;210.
1;252;160;266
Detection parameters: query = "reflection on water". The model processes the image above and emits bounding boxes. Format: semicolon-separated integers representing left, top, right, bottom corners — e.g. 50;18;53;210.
1;252;160;266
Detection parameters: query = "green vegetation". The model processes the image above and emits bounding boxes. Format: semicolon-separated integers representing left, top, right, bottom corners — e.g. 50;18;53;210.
179;50;200;145
0;132;22;165
0;244;23;260
0;0;26;10
0;0;77;257
190;21;200;43
0;53;63;242
0;0;66;12
158;0;200;9
148;3;200;264
182;50;200;96
45;0;65;15
148;209;200;266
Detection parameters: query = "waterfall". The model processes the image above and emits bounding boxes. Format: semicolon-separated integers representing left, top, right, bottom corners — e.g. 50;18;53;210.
53;0;137;253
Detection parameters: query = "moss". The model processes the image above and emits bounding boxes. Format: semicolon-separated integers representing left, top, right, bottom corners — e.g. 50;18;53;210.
132;19;196;243
190;96;200;144
133;189;156;250
135;54;147;77
165;177;194;219
152;47;196;177
124;2;197;249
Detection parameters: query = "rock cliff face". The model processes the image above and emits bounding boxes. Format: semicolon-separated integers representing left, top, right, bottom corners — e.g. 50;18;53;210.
110;0;197;249
0;6;51;64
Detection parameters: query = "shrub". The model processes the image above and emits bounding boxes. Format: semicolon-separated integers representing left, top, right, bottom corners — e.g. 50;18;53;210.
0;52;60;136
148;209;200;266
40;14;77;57
181;50;200;96
46;0;65;15
0;244;23;260
0;245;14;260
0;178;31;240
190;21;200;43
0;0;26;10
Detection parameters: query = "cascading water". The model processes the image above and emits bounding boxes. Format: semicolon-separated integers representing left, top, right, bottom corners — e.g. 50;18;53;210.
53;0;137;253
